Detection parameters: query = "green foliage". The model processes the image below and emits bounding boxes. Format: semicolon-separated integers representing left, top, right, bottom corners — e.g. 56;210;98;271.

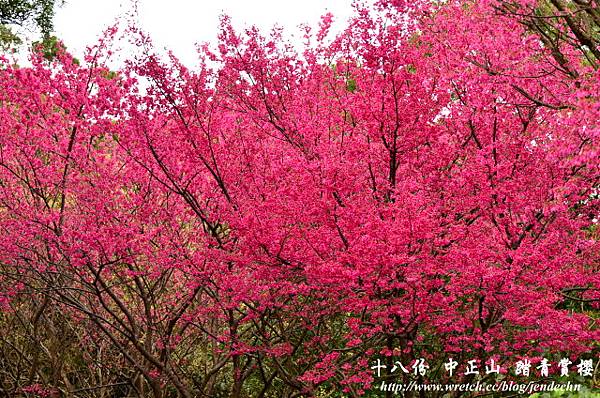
31;34;78;64
101;69;118;80
499;0;600;72
0;0;59;36
31;33;58;60
346;78;357;93
0;24;20;51
0;0;62;51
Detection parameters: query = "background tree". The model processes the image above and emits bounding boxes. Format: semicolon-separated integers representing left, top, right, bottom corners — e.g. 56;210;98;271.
495;0;600;72
0;0;61;51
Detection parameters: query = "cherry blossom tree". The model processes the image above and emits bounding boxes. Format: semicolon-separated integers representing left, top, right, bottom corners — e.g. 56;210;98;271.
0;0;598;397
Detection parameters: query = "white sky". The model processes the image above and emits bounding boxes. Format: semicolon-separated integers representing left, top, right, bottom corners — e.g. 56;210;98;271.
53;0;355;67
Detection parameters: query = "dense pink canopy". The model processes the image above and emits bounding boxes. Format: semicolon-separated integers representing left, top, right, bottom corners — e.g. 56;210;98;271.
0;0;598;396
